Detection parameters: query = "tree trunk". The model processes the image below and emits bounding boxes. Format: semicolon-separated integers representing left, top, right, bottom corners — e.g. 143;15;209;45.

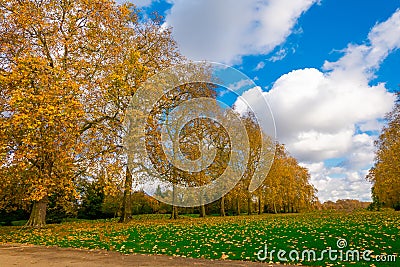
26;197;48;228
220;196;225;216
199;192;206;217
273;202;277;214
236;197;241;216
247;194;252;215
258;196;262;215
119;165;132;223
170;205;179;219
170;184;179;219
199;204;206;217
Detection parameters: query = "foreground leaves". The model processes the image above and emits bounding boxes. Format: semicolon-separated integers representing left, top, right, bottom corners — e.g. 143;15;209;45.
0;211;399;266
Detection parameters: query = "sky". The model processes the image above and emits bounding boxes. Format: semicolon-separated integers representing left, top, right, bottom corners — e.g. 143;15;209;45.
122;0;400;202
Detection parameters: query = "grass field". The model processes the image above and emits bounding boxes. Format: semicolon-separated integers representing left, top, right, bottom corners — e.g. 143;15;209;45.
0;211;399;266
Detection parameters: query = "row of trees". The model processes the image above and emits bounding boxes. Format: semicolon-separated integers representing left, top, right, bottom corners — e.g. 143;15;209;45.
0;0;318;227
317;199;370;211
1;138;318;224
218;143;317;217
129;88;318;218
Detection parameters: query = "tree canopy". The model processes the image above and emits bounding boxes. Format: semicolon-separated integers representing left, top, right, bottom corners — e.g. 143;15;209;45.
367;95;400;210
0;0;318;226
0;0;180;227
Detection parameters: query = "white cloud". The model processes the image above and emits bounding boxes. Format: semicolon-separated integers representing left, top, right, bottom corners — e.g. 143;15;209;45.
234;86;262;114
344;134;376;170
254;61;266;71
358;119;384;132
228;79;254;91
300;155;373;202
268;48;288;62
235;9;400;201
323;9;400;77
117;0;155;7
305;133;378;202
306;165;373;202
266;68;393;162
164;0;317;64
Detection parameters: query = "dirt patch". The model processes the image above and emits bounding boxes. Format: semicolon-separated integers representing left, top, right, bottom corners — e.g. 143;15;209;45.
0;243;298;267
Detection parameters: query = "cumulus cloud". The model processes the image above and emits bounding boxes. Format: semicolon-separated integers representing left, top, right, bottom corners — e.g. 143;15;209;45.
267;68;394;162
164;0;317;64
304;133;378;202
235;9;400;201
358;119;384;133
303;162;372;202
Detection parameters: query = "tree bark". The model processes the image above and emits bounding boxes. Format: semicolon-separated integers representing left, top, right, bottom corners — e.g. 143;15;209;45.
236;197;241;216
220;196;225;216
258;195;262;215
170;184;179;219
26;197;48;228
119;165;132;223
170;205;179;219
247;194;252;215
199;204;206;217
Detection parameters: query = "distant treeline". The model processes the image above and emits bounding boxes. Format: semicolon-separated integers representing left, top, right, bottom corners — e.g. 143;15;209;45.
316;199;371;212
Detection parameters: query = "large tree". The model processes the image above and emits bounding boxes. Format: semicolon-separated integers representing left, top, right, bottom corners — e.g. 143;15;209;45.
0;0;180;226
367;96;400;210
0;57;83;227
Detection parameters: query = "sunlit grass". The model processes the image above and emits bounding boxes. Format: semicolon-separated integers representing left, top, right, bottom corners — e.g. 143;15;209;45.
1;211;399;266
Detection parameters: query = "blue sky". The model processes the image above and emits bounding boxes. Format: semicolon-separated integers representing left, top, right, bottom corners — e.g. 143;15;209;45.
124;0;400;202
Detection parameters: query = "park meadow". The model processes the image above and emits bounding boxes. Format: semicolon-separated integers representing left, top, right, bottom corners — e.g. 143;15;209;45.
1;210;399;266
1;1;400;266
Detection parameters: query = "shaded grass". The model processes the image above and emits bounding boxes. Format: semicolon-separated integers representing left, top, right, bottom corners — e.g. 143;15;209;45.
0;211;399;266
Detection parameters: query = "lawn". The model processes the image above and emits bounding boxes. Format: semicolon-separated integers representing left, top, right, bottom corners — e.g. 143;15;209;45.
0;211;399;266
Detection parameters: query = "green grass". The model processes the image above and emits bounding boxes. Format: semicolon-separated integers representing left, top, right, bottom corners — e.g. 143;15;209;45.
0;211;399;266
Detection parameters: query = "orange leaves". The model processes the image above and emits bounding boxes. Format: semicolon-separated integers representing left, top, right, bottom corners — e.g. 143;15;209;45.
261;143;317;213
368;98;400;208
0;0;182;226
0;55;83;209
